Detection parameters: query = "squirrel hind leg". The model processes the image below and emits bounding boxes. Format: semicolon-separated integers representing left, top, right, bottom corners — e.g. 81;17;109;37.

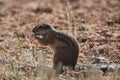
53;58;64;74
54;62;64;74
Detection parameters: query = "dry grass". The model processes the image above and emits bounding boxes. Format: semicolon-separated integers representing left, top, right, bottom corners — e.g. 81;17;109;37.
0;39;120;80
0;7;120;80
0;0;120;80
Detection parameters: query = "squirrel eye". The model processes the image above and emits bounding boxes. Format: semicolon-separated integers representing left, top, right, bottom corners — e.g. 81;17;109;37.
42;24;50;29
38;26;43;29
45;24;50;29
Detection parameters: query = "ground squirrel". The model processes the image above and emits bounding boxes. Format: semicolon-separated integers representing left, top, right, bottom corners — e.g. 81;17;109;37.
32;23;79;73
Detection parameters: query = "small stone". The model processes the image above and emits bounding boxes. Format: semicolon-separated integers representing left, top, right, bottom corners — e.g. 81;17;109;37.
93;57;109;64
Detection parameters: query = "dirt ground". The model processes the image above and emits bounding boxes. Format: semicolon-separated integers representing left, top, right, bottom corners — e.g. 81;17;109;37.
0;0;120;79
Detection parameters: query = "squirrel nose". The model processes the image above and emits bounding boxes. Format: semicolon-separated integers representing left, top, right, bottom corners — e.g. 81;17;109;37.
32;28;36;33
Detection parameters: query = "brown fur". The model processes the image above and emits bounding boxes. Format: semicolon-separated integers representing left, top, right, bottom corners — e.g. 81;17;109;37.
32;23;79;73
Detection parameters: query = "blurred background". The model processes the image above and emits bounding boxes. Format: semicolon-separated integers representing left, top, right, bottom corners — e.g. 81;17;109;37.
0;0;120;79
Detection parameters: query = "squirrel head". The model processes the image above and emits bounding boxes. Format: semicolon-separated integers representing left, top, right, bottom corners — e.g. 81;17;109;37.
32;23;52;33
32;23;55;39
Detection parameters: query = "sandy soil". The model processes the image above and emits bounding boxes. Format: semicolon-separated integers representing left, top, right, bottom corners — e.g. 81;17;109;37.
0;0;120;77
